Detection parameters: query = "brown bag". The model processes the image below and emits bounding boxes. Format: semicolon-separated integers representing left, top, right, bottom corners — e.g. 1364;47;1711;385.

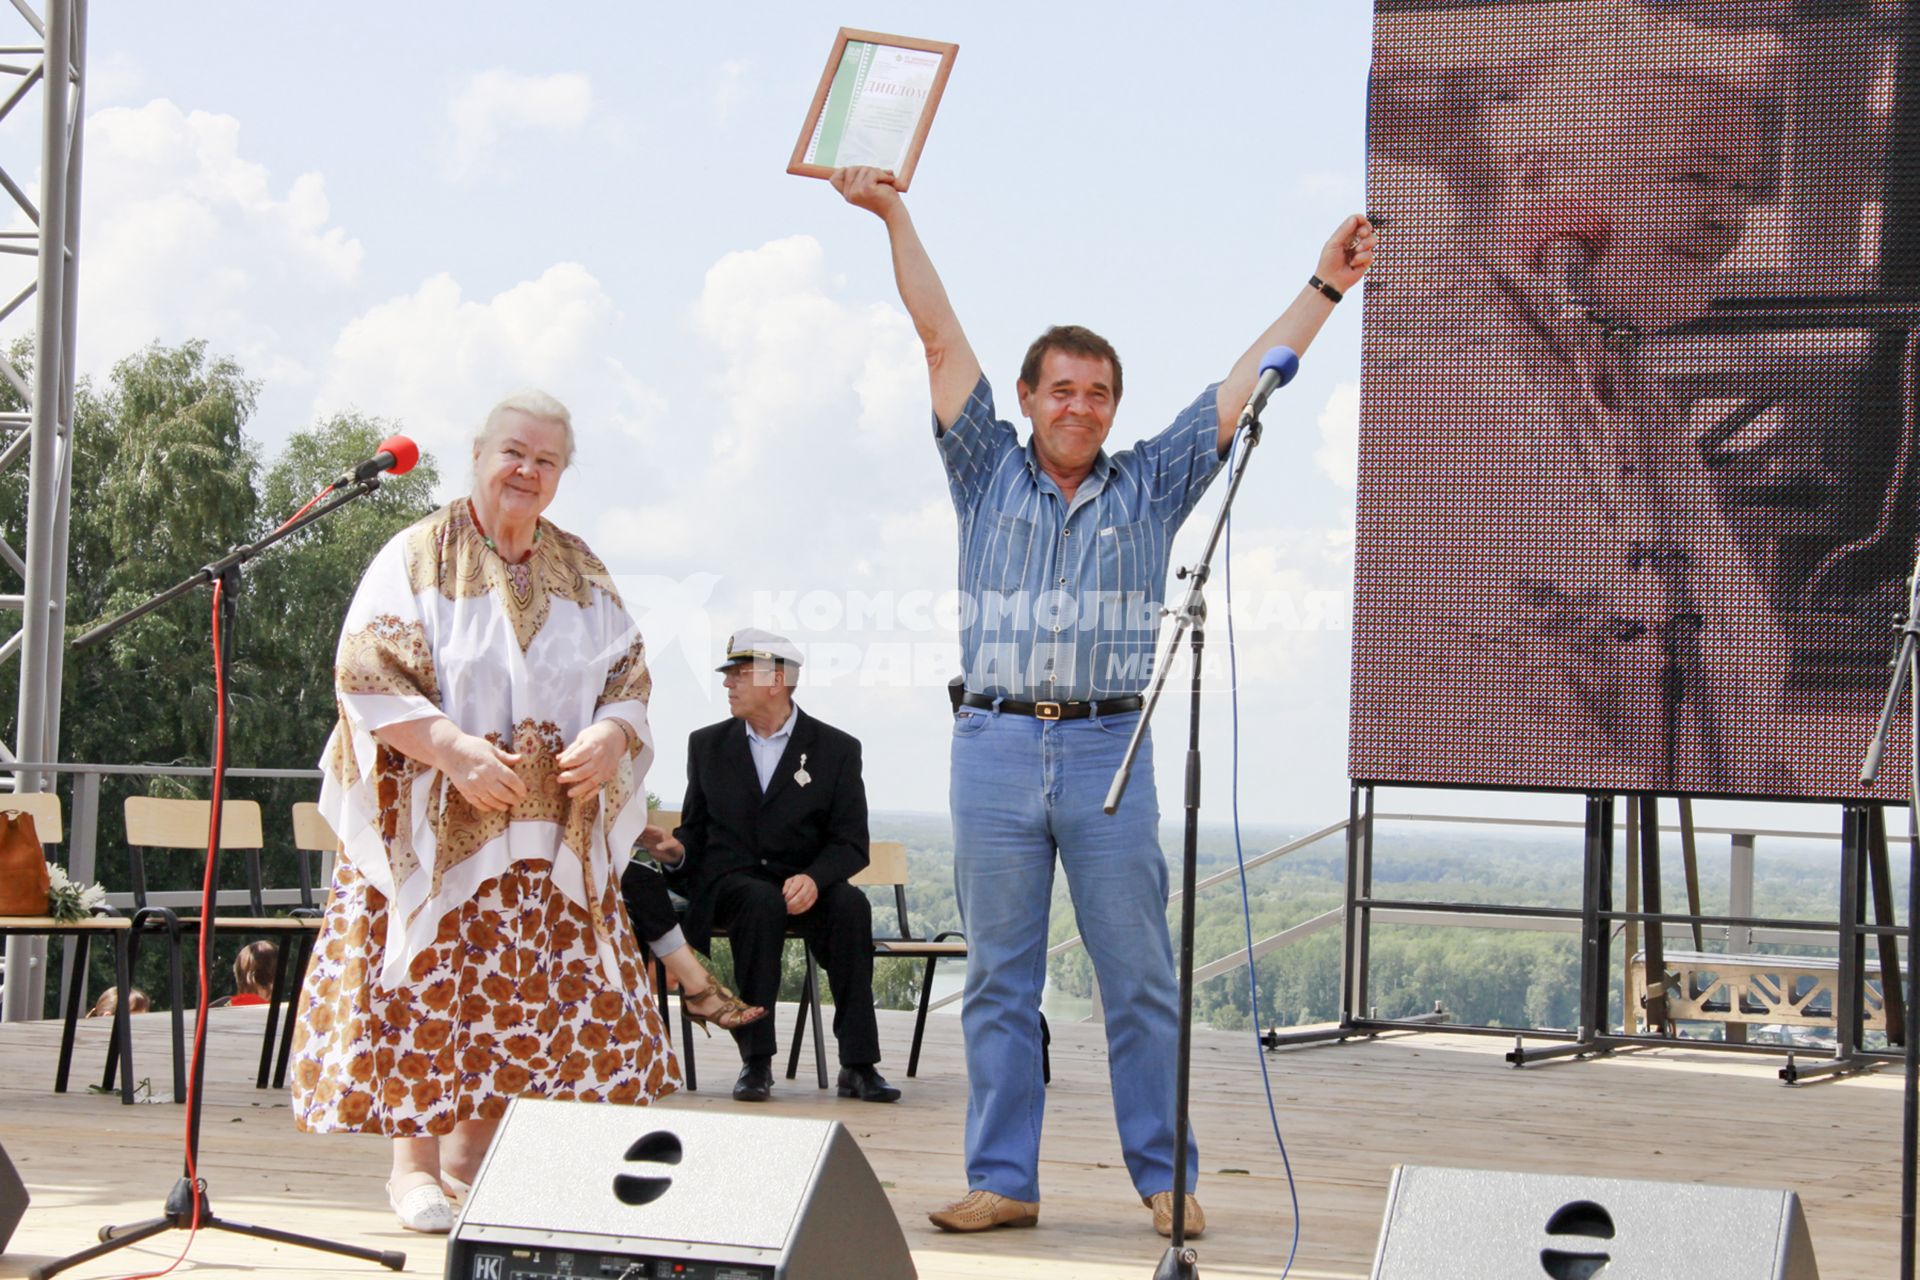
0;810;49;916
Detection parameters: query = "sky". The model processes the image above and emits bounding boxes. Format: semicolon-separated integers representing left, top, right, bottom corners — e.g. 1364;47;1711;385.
15;2;1852;842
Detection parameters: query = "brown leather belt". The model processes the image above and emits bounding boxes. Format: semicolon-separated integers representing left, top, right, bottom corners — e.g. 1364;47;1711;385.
955;690;1144;721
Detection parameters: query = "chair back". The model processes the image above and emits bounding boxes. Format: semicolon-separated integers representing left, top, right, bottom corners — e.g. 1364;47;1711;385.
650;809;681;832
850;841;906;887
0;791;63;843
851;841;912;937
290;802;340;909
290;802;336;851
123;796;267;913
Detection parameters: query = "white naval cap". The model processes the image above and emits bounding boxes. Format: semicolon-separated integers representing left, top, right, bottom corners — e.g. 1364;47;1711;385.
716;627;804;671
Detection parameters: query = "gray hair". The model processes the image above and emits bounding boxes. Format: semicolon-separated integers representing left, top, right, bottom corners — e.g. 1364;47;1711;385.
475;389;576;467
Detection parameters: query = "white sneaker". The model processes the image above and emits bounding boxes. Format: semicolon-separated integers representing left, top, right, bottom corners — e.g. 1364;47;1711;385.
387;1179;456;1233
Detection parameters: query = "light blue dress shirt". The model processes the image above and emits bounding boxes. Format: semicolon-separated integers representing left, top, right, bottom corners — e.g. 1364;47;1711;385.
938;375;1227;700
742;703;799;792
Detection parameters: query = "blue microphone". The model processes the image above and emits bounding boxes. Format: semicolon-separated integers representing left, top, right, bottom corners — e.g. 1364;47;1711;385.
1237;344;1300;426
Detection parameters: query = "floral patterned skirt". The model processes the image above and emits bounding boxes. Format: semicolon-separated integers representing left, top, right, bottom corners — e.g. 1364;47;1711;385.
288;856;679;1136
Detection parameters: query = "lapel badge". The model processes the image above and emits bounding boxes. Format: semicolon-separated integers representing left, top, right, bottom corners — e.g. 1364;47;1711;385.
793;752;811;788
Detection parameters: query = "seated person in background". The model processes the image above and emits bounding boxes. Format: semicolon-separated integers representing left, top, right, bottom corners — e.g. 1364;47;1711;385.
86;986;150;1018
644;629;897;1104
619;856;767;1033
230;940;279;1006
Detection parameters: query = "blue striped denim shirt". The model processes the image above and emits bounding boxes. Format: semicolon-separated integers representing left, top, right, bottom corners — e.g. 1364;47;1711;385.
937;374;1226;701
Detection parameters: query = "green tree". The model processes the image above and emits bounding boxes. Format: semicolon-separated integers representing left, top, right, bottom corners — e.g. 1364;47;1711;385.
63;340;260;771
244;412;440;769
19;344;441;1017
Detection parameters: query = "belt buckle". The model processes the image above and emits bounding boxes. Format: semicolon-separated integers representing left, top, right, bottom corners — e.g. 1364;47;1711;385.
1034;701;1063;721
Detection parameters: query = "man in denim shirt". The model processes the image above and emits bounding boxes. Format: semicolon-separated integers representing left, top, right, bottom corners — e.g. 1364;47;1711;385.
832;164;1373;1238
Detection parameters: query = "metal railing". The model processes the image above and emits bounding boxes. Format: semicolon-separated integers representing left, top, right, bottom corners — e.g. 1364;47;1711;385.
0;760;323;1021
922;804;1905;1027
7;765;1902;1040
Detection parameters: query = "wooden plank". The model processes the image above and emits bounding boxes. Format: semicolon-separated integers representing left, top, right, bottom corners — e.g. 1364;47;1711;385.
0;915;128;931
873;940;968;956
0;1006;1901;1278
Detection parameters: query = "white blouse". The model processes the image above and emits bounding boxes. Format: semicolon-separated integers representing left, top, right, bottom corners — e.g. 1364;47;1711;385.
319;501;655;987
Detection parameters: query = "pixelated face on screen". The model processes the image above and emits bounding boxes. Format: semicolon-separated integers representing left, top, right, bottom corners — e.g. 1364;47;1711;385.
1349;0;1919;801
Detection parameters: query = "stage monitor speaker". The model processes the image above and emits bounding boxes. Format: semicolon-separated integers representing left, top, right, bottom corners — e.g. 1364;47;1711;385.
1370;1165;1819;1279
445;1098;916;1280
0;1138;27;1254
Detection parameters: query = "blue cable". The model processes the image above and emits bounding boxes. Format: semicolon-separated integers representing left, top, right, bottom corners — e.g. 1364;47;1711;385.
1222;426;1302;1277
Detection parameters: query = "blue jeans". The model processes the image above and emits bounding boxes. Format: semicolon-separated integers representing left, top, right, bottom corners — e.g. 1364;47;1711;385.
950;705;1197;1203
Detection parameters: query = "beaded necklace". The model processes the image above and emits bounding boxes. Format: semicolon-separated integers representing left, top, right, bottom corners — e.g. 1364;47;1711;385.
468;498;542;563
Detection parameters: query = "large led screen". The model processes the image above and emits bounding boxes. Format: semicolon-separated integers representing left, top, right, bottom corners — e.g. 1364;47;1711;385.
1350;0;1920;800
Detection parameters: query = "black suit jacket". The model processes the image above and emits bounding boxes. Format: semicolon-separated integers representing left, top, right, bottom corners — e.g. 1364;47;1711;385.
667;706;869;950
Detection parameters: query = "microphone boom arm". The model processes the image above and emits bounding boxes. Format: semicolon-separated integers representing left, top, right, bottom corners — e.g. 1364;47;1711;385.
71;475;386;652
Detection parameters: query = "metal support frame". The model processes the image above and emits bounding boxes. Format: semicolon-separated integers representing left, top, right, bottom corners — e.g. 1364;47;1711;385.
1268;782;1910;1080
1506;794;1619;1067
1777;803;1909;1084
1;0;84;1024
1262;784;1450;1051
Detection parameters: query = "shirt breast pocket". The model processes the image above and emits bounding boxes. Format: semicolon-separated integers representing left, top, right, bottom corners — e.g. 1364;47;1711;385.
978;512;1038;591
1095;520;1153;592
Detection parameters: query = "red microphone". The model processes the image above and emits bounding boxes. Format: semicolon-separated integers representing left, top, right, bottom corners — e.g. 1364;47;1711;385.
335;434;420;487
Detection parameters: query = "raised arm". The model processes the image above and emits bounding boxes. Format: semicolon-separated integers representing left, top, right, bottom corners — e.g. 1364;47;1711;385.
1212;214;1378;454
831;166;982;429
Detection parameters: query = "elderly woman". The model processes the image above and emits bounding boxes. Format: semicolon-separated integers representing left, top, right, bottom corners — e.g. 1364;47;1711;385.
1354;5;1799;796
289;390;746;1234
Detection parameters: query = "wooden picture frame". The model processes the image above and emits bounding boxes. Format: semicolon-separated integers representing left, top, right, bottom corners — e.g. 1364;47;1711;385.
788;28;958;192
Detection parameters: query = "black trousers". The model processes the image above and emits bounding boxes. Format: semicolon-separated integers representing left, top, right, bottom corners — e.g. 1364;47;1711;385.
710;871;880;1067
619;862;681;950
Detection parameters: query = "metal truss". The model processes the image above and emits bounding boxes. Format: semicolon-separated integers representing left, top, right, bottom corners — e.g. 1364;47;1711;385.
0;0;85;1022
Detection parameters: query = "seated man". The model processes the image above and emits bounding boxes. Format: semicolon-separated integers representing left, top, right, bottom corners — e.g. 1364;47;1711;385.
645;628;898;1104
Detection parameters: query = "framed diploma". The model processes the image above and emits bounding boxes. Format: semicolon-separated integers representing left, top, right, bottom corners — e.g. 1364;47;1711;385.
788;28;958;192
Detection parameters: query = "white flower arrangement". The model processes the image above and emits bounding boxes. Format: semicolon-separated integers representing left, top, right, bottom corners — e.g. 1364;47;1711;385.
45;862;106;923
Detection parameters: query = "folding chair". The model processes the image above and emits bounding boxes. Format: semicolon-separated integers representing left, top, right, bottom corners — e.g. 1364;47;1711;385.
787;841;1046;1082
0;792;141;1102
117;796;315;1102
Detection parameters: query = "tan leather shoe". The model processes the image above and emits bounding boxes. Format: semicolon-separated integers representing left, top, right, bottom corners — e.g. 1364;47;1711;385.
928;1190;1041;1232
1143;1191;1206;1238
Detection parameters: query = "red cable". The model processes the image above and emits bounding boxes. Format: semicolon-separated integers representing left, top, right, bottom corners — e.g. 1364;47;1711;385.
104;481;330;1279
108;582;228;1280
273;482;336;537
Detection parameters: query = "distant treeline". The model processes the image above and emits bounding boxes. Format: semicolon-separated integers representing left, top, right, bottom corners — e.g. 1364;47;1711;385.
861;814;1878;1033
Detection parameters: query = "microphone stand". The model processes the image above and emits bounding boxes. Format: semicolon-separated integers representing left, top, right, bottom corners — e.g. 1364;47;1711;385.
1860;555;1920;1280
35;476;405;1280
1105;402;1268;1280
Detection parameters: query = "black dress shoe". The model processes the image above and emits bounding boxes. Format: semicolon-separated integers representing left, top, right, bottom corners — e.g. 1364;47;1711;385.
733;1061;773;1102
836;1065;901;1103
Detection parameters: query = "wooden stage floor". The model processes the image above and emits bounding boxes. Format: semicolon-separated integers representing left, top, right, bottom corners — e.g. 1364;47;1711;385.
0;1004;1905;1278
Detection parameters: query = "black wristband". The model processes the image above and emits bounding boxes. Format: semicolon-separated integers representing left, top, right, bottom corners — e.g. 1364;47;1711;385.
1309;274;1344;304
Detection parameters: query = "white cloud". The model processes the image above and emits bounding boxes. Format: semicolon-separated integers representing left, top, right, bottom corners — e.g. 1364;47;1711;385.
691;234;925;465
444;70;592;179
590;235;948;740
70;99;363;384
1213;525;1353;683
314;262;666;491
1315;381;1360;491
